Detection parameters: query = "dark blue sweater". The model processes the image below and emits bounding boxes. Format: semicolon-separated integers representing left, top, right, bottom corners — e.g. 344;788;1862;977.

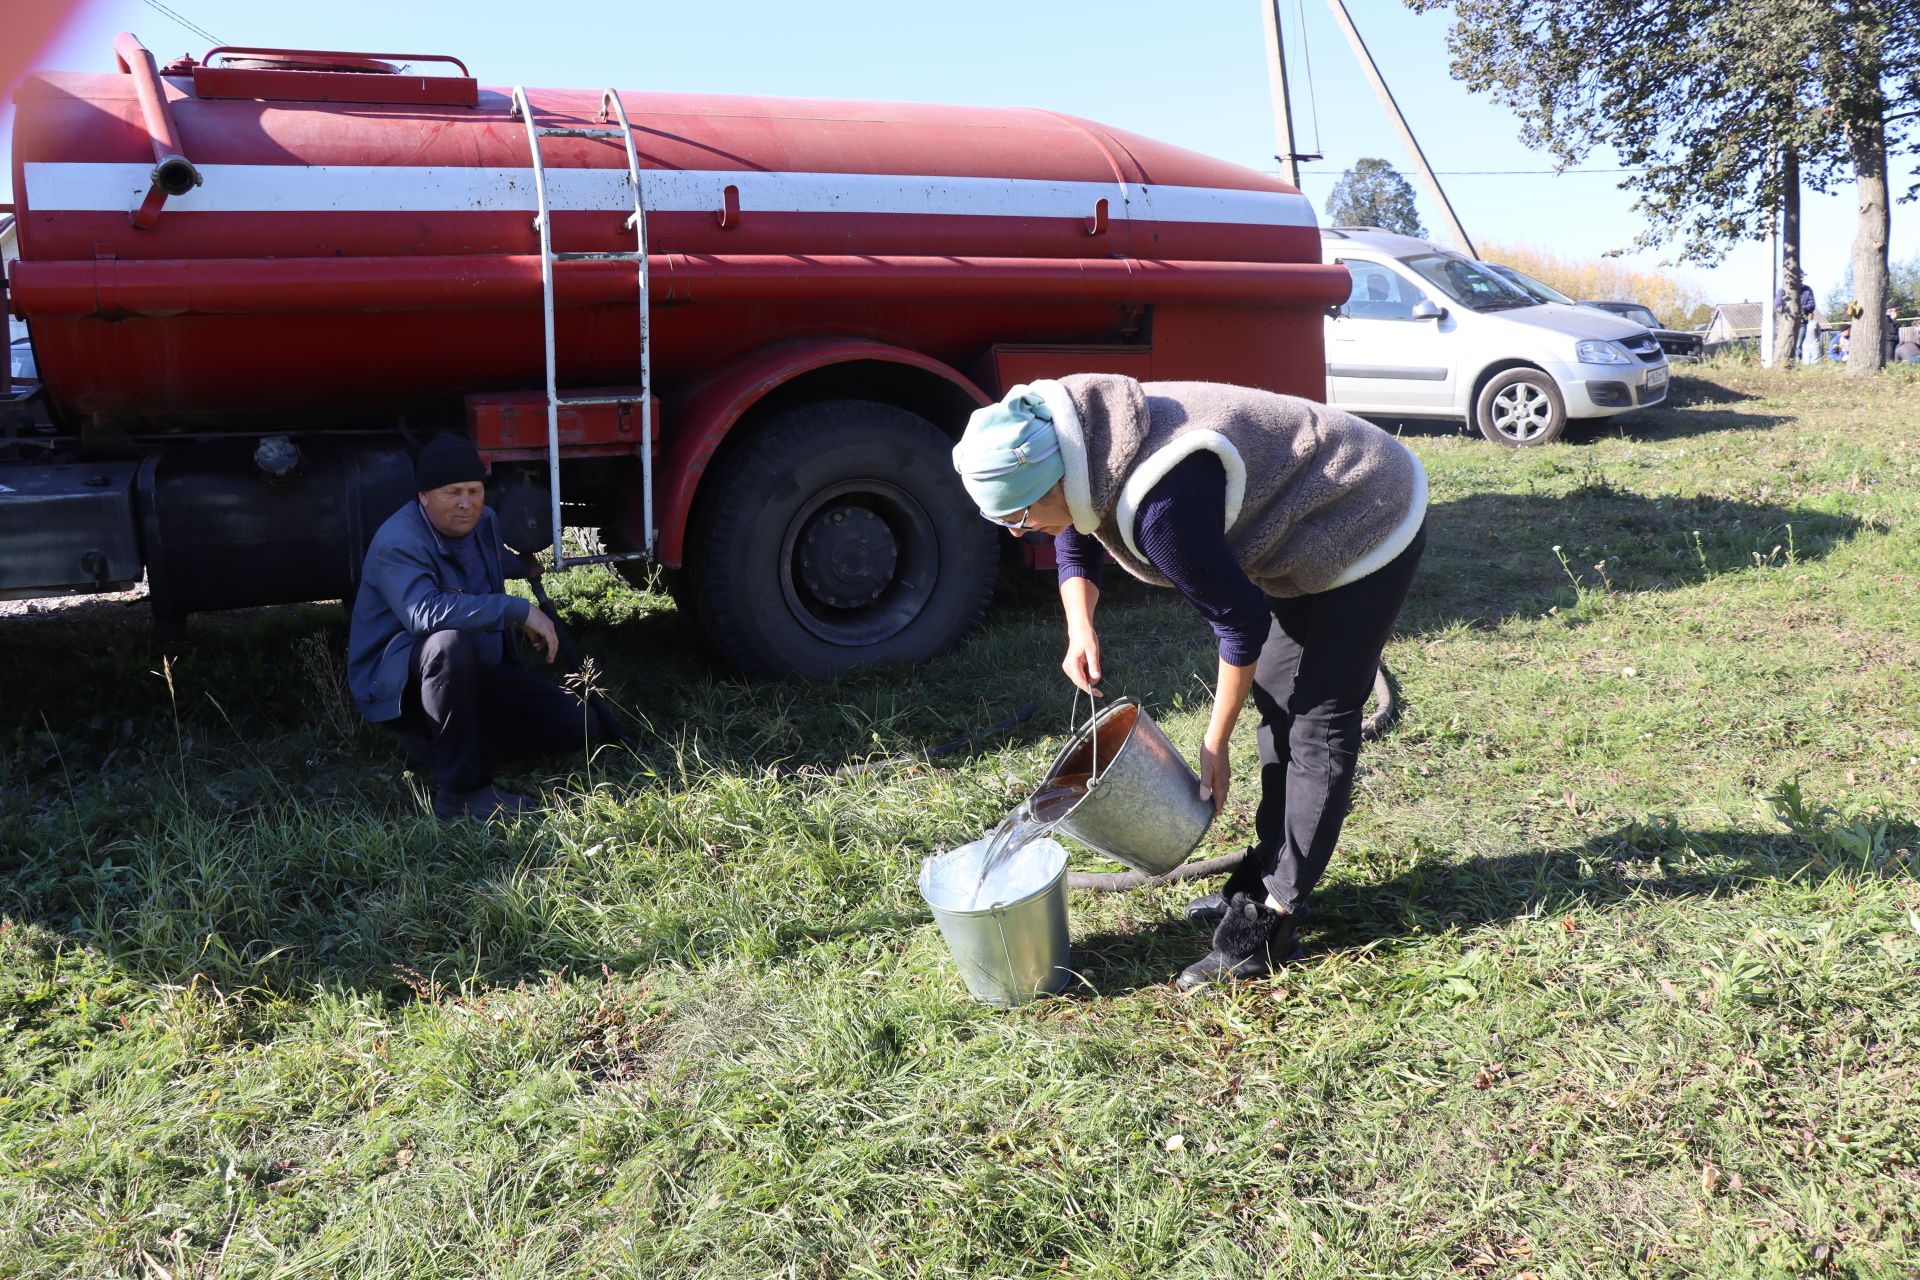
1054;453;1271;666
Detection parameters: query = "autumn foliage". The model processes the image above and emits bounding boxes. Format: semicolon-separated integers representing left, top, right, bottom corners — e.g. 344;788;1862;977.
1480;240;1711;328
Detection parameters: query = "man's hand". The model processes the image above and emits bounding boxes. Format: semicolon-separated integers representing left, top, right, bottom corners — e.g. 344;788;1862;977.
1197;732;1230;816
521;607;559;664
1063;625;1103;696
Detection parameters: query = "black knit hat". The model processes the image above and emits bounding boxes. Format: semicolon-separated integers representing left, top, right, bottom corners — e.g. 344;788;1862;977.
414;434;486;492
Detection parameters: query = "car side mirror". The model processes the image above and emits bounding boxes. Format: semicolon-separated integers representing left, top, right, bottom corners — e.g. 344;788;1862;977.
1411;300;1445;321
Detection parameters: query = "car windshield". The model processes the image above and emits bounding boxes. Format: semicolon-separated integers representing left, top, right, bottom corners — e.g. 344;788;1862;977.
1605;304;1662;328
1402;253;1538;312
1487;264;1576;306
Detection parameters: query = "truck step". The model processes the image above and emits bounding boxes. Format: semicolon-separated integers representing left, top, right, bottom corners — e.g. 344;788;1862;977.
553;394;642;407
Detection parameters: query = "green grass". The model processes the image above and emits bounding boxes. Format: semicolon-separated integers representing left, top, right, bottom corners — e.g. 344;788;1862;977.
3;361;1918;1278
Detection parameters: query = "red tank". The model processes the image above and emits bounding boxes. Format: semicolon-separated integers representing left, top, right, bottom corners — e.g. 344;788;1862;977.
3;34;1345;679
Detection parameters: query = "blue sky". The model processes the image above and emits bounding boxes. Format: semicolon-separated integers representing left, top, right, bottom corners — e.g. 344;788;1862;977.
6;0;1915;310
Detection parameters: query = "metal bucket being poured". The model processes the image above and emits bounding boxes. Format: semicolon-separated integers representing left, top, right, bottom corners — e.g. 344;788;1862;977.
1038;695;1214;877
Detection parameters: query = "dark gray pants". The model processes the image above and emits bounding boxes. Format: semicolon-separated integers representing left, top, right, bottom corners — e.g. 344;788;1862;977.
1223;524;1425;914
389;630;592;794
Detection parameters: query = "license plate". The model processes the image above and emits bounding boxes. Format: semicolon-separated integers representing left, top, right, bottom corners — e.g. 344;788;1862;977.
1646;367;1669;390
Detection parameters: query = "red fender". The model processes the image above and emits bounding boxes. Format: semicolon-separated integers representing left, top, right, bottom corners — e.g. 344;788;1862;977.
633;338;990;567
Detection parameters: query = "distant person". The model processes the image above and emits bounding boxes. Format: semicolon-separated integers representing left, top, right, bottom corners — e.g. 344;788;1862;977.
1777;282;1815;366
1802;310;1825;363
347;434;604;820
1896;326;1920;363
952;376;1426;990
1831;330;1849;362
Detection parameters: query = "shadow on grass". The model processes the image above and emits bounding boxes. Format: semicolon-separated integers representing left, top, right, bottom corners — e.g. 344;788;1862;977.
1356;371;1771;445
1582;406;1791;444
0;415;1858;789
1064;813;1917;997
1405;489;1858;634
1663;373;1762;407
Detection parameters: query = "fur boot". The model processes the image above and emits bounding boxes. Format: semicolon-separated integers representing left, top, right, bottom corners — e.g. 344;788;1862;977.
1174;892;1305;991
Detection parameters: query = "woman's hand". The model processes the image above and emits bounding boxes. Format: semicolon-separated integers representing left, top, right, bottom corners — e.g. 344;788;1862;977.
1063;625;1103;695
1197;731;1230;815
1059;576;1102;695
1199;659;1257;815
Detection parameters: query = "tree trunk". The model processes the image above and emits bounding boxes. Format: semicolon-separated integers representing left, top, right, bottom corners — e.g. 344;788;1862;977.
1775;146;1803;368
1847;117;1889;375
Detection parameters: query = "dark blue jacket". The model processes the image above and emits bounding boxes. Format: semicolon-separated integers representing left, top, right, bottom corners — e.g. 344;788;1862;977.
346;501;530;722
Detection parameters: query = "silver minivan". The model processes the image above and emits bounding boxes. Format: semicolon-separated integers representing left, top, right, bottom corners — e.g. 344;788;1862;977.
1321;228;1669;445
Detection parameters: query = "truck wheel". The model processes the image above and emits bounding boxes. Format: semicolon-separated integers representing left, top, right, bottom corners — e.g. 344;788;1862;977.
685;399;997;680
1474;369;1567;446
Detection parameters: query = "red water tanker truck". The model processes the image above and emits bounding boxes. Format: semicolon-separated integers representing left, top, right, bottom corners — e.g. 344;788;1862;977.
2;33;1345;679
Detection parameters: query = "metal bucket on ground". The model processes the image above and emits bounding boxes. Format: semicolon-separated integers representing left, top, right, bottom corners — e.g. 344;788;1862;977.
918;836;1071;1007
1039;695;1213;877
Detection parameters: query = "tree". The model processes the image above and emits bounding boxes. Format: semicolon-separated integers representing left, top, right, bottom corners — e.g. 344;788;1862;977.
1404;0;1918;375
1895;255;1920;318
1326;158;1427;237
1777;145;1806;368
1838;253;1920;317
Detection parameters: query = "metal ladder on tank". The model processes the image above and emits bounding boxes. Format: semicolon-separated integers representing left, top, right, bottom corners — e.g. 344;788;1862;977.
509;84;653;571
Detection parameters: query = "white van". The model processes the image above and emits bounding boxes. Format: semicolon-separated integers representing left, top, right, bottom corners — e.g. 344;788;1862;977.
1321;228;1669;445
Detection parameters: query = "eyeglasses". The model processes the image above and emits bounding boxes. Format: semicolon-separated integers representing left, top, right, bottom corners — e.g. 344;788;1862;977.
981;506;1035;531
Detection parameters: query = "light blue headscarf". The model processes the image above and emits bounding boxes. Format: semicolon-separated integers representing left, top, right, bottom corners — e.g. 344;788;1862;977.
951;385;1065;518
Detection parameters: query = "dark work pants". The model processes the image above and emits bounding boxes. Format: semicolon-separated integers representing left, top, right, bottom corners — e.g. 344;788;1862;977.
389;630;594;794
1223;524;1426;915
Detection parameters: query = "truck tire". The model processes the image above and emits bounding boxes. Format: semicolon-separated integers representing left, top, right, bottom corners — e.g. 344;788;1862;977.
685;399;997;680
1474;368;1567;446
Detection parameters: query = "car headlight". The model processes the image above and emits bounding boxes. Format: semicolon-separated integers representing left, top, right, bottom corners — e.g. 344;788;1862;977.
1575;340;1631;365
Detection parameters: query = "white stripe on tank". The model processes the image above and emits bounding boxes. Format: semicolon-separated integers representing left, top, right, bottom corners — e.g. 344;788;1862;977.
22;162;1317;227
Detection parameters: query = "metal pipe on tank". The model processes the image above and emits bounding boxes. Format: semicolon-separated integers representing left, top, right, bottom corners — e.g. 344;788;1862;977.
9;254;1353;317
114;32;203;221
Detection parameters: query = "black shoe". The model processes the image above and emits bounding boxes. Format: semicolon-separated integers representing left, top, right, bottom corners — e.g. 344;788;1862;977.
1174;893;1305;991
1185;890;1228;925
432;785;536;822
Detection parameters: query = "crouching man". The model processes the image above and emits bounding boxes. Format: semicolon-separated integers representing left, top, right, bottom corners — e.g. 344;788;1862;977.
347;434;594;820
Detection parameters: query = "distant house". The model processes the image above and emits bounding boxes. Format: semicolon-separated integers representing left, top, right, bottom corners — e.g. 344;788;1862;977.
1702;301;1763;355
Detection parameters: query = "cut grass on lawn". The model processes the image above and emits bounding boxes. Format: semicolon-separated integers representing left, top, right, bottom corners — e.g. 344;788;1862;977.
2;362;1918;1278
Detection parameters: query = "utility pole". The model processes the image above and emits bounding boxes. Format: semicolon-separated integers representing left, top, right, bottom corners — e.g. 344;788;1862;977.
1761;167;1777;367
1259;0;1308;189
1323;0;1477;257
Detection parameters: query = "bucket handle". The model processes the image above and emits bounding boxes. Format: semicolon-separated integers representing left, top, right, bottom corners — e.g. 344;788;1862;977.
1072;687;1102;783
991;905;1022;1003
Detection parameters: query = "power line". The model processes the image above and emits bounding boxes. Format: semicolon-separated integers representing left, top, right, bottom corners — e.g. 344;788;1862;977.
1294;0;1323;158
139;0;225;49
1296;166;1647;176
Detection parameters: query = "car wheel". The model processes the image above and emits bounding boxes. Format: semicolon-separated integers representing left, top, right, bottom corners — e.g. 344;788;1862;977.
1474;368;1567;446
684;399;997;681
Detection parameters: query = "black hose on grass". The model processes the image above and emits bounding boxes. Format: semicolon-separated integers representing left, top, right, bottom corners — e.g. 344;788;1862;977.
1064;662;1399;893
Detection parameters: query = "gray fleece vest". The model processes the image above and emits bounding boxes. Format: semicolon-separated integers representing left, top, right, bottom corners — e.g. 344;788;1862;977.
1042;375;1425;598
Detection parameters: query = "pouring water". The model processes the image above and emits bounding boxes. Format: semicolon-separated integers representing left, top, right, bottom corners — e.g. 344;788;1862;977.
968;781;1086;907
